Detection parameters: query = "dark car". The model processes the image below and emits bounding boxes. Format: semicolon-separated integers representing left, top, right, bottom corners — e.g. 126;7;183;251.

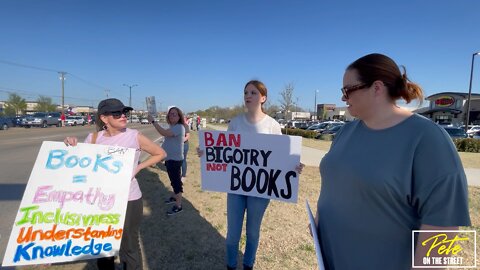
443;127;468;139
0;116;14;130
321;124;343;134
12;115;27;127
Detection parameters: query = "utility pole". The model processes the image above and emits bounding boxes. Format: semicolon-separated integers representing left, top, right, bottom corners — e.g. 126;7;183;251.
465;52;480;132
59;72;67;127
123;84;138;123
105;89;110;98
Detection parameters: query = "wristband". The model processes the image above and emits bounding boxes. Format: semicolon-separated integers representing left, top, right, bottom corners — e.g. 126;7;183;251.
151;120;155;124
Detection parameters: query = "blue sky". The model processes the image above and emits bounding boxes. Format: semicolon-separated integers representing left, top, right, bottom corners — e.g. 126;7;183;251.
0;0;479;113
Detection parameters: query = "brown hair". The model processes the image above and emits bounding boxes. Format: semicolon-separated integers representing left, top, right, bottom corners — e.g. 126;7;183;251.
95;111;104;131
347;53;423;104
244;80;268;111
167;107;186;126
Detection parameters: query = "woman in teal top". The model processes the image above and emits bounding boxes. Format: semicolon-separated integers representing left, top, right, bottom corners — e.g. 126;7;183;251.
315;53;471;270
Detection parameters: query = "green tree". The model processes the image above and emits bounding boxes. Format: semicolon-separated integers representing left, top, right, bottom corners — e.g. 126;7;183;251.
4;93;27;116
34;95;57;112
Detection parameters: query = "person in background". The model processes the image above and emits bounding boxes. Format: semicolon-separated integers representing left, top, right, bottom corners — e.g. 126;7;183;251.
199;80;304;270
313;53;470;269
60;112;66;127
148;107;186;215
64;98;166;270
190;116;195;131
182;116;190;182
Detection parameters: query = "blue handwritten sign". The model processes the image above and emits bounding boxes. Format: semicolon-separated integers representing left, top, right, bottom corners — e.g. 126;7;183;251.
2;141;135;266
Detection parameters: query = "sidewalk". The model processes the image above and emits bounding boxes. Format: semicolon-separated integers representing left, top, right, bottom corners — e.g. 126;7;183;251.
301;146;480;187
207;124;479;187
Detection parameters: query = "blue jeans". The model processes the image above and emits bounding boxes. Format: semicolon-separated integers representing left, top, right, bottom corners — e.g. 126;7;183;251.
182;142;189;177
226;193;270;268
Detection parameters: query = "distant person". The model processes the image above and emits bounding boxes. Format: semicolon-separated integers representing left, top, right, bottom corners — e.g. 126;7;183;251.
190;116;195;131
313;53;471;269
196;115;201;131
64;98;166;270
198;80;304;270
148;107;186;215
60;113;66;127
182;116;190;182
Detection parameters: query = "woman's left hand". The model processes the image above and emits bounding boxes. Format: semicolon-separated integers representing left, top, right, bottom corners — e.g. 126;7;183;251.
295;163;305;174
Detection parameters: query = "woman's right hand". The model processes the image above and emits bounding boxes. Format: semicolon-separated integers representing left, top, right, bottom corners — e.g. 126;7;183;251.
196;147;204;157
147;114;154;123
64;137;79;146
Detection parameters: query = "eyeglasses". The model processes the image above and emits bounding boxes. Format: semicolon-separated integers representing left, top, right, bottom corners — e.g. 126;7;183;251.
341;83;370;99
107;110;131;119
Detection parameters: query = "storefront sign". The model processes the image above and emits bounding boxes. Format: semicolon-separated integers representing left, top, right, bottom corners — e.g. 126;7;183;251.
435;96;455;107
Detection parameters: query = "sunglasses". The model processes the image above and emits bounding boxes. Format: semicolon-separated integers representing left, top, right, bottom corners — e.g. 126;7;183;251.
341;83;370;99
107;110;131;119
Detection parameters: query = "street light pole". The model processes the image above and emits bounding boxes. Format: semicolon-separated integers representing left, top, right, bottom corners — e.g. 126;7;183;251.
314;90;318;120
59;72;67;127
123;83;138;122
465;52;480;133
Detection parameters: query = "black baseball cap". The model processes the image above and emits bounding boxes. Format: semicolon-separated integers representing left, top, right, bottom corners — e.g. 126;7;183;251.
97;98;133;115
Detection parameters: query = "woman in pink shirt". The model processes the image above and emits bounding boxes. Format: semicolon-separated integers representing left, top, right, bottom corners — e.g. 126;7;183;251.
65;98;166;270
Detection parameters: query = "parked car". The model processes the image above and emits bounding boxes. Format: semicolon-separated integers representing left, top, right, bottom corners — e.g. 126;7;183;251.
466;125;480;137
320;124;344;135
286;121;308;129
23;112;61;128
12;115;27;127
309;121;344;133
443;127;468;139
0;117;14;130
140;118;150;124
306;123;324;131
473;131;480;140
129;116;140;123
66;116;86;126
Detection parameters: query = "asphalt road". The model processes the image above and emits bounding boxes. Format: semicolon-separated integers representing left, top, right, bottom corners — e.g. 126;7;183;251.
0;123;163;265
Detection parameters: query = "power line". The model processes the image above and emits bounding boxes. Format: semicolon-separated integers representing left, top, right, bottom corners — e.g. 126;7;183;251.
0;59;135;105
0;59;58;73
0;87;99;104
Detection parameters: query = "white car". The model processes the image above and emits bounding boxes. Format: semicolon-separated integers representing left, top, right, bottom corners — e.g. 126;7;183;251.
466;125;480;137
141;118;150;124
66;116;86;126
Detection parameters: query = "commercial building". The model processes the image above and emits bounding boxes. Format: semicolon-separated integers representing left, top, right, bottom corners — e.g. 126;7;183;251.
417;92;480;126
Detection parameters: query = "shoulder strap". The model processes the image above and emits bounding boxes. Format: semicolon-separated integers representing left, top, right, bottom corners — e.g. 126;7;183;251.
91;132;98;144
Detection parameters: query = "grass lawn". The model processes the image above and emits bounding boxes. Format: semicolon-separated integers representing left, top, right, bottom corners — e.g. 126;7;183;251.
21;129;479;270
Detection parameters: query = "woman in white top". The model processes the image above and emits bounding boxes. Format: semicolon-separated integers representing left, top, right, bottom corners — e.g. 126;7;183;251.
200;80;304;270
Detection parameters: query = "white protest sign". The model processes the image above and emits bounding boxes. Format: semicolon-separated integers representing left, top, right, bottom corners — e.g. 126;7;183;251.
306;200;325;270
2;141;135;266
145;96;157;115
199;130;301;203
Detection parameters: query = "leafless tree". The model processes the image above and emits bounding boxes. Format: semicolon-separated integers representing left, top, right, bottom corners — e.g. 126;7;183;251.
279;82;295;120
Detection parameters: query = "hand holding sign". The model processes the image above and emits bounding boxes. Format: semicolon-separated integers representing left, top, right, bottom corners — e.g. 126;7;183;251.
199;130;301;203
